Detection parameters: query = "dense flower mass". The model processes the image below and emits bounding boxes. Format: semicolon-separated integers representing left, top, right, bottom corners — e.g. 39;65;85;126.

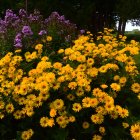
0;28;140;139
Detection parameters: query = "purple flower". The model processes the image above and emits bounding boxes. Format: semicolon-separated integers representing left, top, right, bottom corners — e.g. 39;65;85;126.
64;20;70;24
80;29;85;34
14;33;22;48
5;9;18;23
59;15;65;21
19;9;27;17
28;9;42;22
51;12;59;18
38;30;47;35
14;42;22;48
22;26;33;36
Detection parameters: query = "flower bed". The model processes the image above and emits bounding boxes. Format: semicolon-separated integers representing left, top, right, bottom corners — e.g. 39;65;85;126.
0;10;140;140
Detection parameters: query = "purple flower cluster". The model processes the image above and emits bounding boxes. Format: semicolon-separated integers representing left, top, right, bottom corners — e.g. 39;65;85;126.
0;9;44;48
22;26;33;36
0;9;79;51
14;33;22;48
28;9;42;22
45;11;77;29
5;9;18;24
44;11;77;42
19;9;27;17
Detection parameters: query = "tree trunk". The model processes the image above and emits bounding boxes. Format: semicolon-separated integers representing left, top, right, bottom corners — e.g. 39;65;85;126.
121;19;127;36
117;17;123;38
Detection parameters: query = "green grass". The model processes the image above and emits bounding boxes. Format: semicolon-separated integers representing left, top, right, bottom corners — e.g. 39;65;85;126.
125;33;140;42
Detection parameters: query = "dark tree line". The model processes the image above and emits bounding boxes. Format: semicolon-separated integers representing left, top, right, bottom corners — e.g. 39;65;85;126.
1;0;140;35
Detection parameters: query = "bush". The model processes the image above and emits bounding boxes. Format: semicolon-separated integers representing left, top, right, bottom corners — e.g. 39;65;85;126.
0;28;140;140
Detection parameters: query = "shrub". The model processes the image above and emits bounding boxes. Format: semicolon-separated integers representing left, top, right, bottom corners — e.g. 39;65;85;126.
0;28;140;140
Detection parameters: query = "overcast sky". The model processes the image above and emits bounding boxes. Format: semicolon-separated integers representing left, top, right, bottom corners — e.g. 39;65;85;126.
125;22;140;31
116;21;140;31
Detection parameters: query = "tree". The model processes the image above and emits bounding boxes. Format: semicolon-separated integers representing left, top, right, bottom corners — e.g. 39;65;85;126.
116;0;140;36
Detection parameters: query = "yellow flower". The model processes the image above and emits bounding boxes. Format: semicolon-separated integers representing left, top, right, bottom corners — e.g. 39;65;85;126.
119;108;129;118
110;111;118;119
67;94;75;101
115;54;128;62
99;126;105;134
100;84;108;89
37;81;49;92
99;66;108;73
92;88;103;97
0;101;5;109
34;97;42;108
47;118;55;127
121;36;127;41
68;82;77;90
53;99;64;110
58;49;64;54
138;94;140;100
125;64;137;73
119;77;127;84
50;109;57;117
41;56;49;61
39;92;49;101
110;83;121;92
130;124;140;139
115;105;122;113
46;36;52;41
87;67;98;77
56;115;68;126
69;116;76;122
76;55;86;63
35;44;43;50
0;112;4;119
57;76;65;83
53;62;62;69
40;117;49;127
131;83;140;93
90;98;99;108
119;35;123;38
77;78;88;87
82;97;91;108
21;129;34;140
13;110;23;119
122;122;129;128
96;106;106;115
46;72;56;83
64;48;74;55
87;58;94;66
76;88;84;97
82;121;90;129
5;103;14;113
15;49;22;53
129;46;139;55
113;75;120;81
91;114;104;124
92;135;102;140
104;103;114;112
72;103;82;112
85;85;91;92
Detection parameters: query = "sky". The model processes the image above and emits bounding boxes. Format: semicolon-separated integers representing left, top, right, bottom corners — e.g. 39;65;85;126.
116;21;140;31
125;22;140;31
